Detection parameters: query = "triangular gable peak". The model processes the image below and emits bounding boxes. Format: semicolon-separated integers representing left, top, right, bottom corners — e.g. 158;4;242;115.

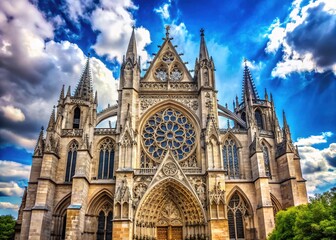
142;30;193;83
148;150;195;191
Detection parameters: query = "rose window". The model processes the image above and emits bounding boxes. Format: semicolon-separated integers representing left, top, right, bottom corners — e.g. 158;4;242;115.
162;51;174;64
170;66;183;81
154;66;168;81
142;108;196;161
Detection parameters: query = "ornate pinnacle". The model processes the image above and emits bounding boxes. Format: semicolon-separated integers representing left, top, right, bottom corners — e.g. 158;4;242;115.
165;25;171;39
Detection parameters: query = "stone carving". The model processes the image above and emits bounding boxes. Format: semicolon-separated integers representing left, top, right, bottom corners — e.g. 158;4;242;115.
209;181;225;205
133;182;148;208
115;179;131;203
61;128;83;137
158;201;182;226
180;153;197;168
163;162;178;176
140;95;198;114
189;176;207;207
101;202;113;212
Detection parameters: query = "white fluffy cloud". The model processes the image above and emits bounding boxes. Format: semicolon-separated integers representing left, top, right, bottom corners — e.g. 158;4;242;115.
0;0;120;150
296;132;333;146
0;181;25;196
295;132;336;197
265;0;336;78
0;202;19;210
0;160;31;181
154;0;171;20
0;105;25;122
91;0;151;65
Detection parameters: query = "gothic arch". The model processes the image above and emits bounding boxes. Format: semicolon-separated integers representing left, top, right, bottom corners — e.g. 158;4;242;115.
260;138;272;149
270;193;282;216
86;188;114;216
226;187;254;240
226;186;253;213
221;132;243;149
51;194;71;240
134;178;207;239
139;100;201;131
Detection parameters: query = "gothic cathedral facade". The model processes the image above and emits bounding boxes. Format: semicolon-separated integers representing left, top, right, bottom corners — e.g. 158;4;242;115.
15;28;308;240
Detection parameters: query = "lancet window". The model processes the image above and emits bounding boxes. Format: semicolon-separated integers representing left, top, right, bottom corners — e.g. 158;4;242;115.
255;109;263;129
98;138;115;179
262;143;271;178
228;192;249;240
65;141;78;182
73;107;80;129
97;211;113;240
222;137;240;179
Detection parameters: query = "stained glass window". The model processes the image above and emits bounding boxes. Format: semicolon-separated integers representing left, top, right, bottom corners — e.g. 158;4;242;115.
73;107;80;129
228;193;249;240
262;144;271;178
255;109;263;129
97;211;113;240
222;138;240;179
142;108;196;162
65;141;78;182
98;138;115;179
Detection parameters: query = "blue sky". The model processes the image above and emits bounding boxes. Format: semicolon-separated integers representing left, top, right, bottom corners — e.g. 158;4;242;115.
0;0;335;217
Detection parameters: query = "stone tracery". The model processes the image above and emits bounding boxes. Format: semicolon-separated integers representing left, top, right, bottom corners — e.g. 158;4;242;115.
142;108;196;162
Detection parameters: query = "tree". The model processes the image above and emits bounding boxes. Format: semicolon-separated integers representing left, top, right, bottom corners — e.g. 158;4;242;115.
268;187;336;240
0;215;15;240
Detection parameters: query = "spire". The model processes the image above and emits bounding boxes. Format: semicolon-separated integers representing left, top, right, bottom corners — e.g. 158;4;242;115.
264;88;268;101
58;85;65;102
66;85;71;97
74;54;93;102
126;26;137;63
242;59;259;101
199;28;210;61
47;106;55;131
33;126;44;156
282;110;292;141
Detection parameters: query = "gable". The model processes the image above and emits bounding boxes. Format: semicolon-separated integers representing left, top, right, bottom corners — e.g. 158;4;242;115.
142;38;193;82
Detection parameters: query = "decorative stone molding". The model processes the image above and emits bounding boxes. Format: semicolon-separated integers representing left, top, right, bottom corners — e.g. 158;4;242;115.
61;129;83;137
140;95;198;114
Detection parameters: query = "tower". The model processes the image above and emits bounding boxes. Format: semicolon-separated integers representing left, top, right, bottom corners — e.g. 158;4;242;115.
16;27;307;240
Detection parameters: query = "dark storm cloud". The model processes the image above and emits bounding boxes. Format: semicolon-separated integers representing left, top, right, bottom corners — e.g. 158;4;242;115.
287;3;336;68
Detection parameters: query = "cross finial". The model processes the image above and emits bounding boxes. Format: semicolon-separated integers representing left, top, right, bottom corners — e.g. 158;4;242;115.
200;28;205;36
132;25;135;30
165;25;170;39
244;58;247;67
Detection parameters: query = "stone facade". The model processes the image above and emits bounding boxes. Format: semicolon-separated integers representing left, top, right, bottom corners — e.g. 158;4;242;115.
15;27;307;240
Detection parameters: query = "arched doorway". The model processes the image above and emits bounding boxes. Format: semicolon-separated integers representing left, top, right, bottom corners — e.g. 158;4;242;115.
134;178;206;240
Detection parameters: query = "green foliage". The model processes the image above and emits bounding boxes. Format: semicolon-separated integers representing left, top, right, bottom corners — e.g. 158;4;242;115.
268;187;336;240
0;215;15;240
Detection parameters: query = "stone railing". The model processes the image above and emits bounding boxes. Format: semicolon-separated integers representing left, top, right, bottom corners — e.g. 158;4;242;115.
61;129;83;137
94;128;116;135
181;167;202;174
134;168;157;175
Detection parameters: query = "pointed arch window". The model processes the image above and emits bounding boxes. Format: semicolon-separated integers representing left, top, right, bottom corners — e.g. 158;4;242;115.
228;192;249;240
223;137;240;179
65;141;78;182
255;109;263;129
73;107;80;129
98;138;115;179
97;210;113;240
262;143;271;178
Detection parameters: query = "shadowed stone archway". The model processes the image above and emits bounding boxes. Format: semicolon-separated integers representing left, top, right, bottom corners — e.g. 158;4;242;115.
134;178;207;240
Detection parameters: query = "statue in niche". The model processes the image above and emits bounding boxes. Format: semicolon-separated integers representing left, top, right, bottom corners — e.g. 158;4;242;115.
115;179;130;203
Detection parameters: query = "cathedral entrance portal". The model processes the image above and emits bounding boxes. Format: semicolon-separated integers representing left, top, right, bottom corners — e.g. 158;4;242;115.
134;179;207;240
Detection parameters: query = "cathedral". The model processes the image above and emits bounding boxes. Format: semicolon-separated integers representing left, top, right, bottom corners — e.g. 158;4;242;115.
15;27;308;240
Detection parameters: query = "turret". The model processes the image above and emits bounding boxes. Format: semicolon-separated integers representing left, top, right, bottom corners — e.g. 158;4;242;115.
242;60;259;103
74;54;93;102
282;110;292;142
195;29;215;89
120;26;140;90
